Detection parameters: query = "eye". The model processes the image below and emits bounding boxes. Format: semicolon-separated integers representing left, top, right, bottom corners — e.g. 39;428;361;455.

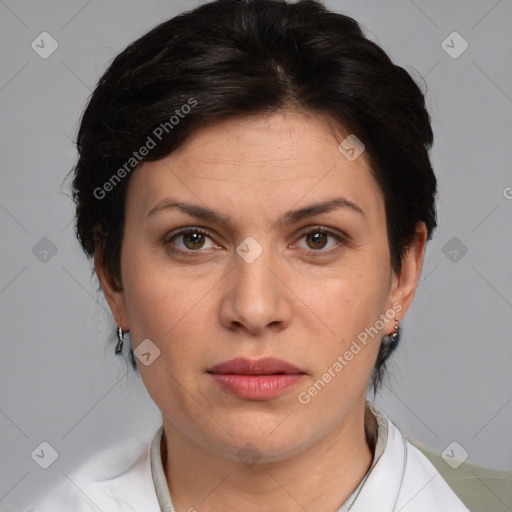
165;228;218;253
294;227;345;253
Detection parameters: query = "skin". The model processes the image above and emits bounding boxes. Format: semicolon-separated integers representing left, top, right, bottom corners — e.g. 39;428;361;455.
96;109;427;512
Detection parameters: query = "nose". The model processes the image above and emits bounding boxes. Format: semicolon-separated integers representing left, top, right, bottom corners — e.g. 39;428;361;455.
219;241;293;336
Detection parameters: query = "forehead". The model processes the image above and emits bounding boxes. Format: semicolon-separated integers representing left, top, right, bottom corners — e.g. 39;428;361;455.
127;110;384;222
164;111;362;175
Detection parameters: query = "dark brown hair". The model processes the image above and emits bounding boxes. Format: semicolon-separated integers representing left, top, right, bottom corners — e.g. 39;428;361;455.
71;0;437;393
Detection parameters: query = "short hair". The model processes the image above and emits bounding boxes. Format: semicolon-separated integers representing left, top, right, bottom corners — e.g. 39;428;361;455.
71;0;437;393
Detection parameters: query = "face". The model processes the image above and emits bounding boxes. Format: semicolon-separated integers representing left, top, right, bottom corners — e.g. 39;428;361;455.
98;110;424;463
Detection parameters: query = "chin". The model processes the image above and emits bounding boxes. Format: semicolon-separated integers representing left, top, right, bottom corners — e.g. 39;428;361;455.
218;418;313;460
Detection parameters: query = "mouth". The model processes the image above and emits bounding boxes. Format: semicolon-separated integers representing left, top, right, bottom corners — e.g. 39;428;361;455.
207;357;306;400
207;357;305;375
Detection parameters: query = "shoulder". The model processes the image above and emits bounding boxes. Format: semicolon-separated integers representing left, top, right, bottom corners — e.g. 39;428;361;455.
397;436;470;511
353;407;469;512
26;434;161;512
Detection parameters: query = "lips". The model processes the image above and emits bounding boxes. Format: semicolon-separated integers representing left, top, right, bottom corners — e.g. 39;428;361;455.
208;357;304;375
207;357;306;400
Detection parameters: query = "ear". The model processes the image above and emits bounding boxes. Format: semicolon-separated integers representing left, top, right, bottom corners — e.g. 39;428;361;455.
93;227;130;331
386;222;428;332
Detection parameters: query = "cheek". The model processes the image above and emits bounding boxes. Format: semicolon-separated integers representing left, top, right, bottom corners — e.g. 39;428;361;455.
120;247;220;366
121;239;189;326
295;275;387;409
120;253;211;410
296;256;391;385
300;259;390;335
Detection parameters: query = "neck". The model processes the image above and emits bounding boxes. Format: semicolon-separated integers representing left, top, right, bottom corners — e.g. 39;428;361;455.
161;400;374;512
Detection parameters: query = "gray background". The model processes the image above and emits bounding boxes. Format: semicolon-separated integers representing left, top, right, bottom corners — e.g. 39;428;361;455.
1;0;511;509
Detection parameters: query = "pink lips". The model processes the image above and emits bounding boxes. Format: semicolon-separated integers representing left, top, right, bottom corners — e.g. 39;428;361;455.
207;357;306;400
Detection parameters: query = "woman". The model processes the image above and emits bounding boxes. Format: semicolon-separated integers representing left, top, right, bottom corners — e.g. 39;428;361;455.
36;0;469;510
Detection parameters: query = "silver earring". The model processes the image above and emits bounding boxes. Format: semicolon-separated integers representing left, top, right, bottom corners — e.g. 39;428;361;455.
382;318;400;346
115;325;124;355
389;318;400;342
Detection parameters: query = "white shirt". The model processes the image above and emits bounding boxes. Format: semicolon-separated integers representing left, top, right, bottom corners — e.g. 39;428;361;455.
22;402;469;512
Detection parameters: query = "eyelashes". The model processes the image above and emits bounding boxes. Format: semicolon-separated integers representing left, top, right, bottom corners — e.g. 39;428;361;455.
164;226;347;257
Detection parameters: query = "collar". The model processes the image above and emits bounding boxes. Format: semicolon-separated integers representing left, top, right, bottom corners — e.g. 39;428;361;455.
150;423;174;512
338;401;389;511
150;400;389;512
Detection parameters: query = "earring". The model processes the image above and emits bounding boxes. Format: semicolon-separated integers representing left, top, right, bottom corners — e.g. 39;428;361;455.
115;325;124;355
389;318;400;343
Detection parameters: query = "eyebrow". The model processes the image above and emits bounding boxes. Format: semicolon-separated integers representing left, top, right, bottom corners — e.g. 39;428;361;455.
146;196;365;224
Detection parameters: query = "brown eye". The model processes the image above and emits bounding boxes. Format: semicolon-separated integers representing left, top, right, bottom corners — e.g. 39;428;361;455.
166;228;216;253
182;231;206;250
306;231;329;250
294;227;345;254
